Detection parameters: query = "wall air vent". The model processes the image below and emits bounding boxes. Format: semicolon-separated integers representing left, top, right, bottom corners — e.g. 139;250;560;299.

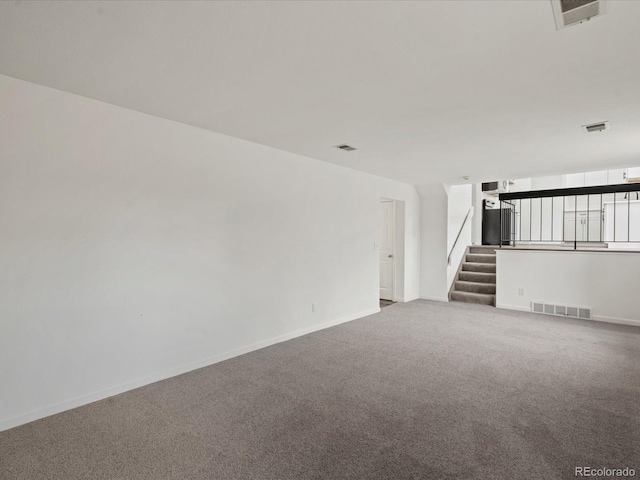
551;0;606;30
482;180;509;194
582;121;609;133
336;144;356;151
532;302;592;320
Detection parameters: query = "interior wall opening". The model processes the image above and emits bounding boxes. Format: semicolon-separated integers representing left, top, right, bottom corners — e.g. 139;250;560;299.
379;198;405;308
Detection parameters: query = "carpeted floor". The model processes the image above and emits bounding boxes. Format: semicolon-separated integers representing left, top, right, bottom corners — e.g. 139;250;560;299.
1;300;639;479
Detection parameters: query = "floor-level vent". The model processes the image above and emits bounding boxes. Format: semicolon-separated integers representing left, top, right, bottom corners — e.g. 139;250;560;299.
532;302;591;320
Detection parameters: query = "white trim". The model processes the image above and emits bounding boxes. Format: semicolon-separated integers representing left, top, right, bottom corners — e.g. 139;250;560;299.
496;249;640;256
592;315;640;328
496;303;532;312
391;200;396;301
393;296;419;303
420;296;449;303
0;307;380;432
497;304;640;328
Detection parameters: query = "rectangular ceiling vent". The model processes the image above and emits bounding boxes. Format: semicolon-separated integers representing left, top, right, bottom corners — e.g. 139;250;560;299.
532;301;592;320
582;121;609;133
336;144;356;151
552;0;606;30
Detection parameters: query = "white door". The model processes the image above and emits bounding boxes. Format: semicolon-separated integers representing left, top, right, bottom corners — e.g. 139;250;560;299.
380;201;395;301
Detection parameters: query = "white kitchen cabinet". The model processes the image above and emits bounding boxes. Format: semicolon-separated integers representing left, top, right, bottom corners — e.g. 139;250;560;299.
565;173;585;188
607;169;628;185
564;210;602;242
627;167;640;181
584;171;608;186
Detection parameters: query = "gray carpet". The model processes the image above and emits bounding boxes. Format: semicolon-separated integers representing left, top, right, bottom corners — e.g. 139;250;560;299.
380;299;395;308
1;300;639;479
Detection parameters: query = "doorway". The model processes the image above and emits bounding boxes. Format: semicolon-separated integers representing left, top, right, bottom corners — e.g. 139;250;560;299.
380;200;395;303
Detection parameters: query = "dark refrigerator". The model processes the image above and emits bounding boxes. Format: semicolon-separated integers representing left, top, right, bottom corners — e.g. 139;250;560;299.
482;200;512;246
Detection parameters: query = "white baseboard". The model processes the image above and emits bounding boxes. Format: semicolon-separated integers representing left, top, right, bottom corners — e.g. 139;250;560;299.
395;295;420;303
592;315;640;328
497;303;640;328
495;303;530;312
0;307;379;432
420;296;449;303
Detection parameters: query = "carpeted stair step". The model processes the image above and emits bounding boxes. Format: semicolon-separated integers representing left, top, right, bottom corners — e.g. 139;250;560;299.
458;271;496;283
462;262;496;273
466;253;496;264
450;291;495;306
455;280;496;295
449;246;498;307
469;246;497;254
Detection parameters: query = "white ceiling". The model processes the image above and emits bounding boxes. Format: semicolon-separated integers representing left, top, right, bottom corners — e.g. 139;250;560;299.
1;0;639;185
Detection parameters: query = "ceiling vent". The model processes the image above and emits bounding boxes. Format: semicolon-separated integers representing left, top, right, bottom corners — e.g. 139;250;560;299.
336;144;356;151
582;121;609;133
551;0;606;30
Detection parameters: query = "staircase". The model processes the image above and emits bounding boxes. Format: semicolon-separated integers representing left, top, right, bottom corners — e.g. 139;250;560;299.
449;245;496;306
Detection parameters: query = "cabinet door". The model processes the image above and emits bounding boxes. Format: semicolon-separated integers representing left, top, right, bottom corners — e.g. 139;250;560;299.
565;173;585;188
627;167;640;181
564;213;578;241
586;210;602;242
564;211;601;241
577;212;589;241
608;169;627;185
584;171;607;186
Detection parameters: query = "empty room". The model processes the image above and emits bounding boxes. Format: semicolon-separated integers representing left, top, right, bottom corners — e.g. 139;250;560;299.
1;1;638;479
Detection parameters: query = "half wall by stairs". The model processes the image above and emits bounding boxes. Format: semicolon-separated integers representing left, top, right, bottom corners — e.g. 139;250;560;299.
449;246;496;306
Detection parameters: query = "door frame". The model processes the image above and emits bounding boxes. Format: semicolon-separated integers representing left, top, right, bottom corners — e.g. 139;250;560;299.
380;199;396;301
380;198;405;302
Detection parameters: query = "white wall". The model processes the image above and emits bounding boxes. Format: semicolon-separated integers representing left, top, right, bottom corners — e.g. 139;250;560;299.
471;184;482;245
0;74;420;430
496;250;640;327
416;183;473;300
416;184;448;302
447;185;472;254
446;184;472;289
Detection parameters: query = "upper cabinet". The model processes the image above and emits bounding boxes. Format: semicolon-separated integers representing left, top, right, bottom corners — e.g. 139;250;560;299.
565;169;630;187
627;167;640;182
565;173;585;188
584;171;608;186
530;168;639;190
607;169;628;185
